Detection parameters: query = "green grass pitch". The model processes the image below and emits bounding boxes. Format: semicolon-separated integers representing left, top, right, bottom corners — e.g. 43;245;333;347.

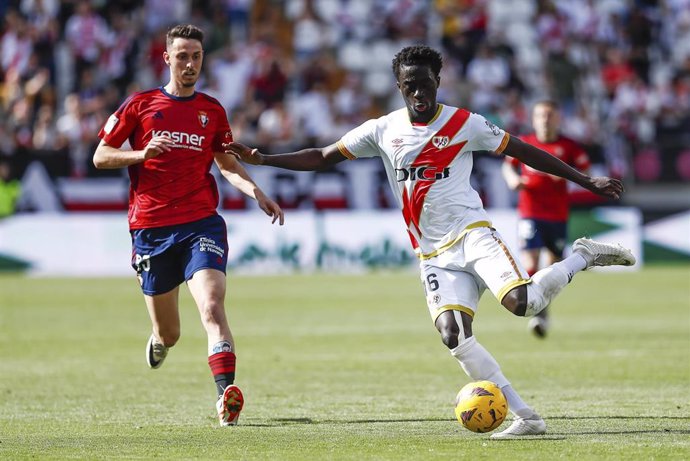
1;266;689;460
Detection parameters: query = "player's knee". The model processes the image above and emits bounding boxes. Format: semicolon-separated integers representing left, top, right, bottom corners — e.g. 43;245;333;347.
439;321;461;349
199;299;225;325
501;286;528;317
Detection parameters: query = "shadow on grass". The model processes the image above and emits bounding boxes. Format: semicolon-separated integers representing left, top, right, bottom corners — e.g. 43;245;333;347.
243;415;690;430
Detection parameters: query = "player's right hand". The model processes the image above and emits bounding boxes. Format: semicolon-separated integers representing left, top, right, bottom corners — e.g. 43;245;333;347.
143;136;173;159
223;142;263;165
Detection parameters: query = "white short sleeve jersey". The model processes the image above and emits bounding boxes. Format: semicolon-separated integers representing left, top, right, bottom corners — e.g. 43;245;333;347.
336;104;510;259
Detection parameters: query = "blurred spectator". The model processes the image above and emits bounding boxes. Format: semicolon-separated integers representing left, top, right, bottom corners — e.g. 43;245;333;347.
600;46;636;99
292;80;335;146
32;104;59;150
299;51;344;94
225;0;252;43
143;0;189;33
21;0;60;83
625;5;654;83
144;28;168;84
0;156;21;218
544;48;579;114
1;10;33;77
535;0;568;54
379;0;430;42
55;92;104;178
498;88;530;135
332;72;371;125
465;43;510;111
247;52;289;109
9;97;34;149
64;1;111;91
208;45;253;113
289;0;334;62
256;99;297;152
100;11;139;96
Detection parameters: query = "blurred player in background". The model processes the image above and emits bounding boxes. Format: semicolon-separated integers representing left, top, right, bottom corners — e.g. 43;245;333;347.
502;100;591;338
93;24;284;426
224;45;634;438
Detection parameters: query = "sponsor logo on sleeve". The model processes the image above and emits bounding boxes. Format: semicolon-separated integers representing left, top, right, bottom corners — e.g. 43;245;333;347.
104;114;119;134
485;120;501;136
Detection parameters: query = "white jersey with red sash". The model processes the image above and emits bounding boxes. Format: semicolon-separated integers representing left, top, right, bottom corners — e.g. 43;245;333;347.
336;104;510;259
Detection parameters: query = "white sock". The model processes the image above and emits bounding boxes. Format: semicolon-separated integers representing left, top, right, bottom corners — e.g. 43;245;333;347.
501;385;536;418
557;252;588;274
525;253;588;316
449;336;510;388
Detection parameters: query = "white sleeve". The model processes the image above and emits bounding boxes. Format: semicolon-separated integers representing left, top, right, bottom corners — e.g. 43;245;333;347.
465;112;510;154
336;119;381;159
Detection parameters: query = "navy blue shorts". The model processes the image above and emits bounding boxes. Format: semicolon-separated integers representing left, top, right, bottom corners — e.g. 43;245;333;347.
517;218;567;257
130;215;228;295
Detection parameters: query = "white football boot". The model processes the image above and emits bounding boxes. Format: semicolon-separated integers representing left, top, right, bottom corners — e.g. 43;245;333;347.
146;334;168;369
527;311;549;339
490;415;547;439
572;238;636;269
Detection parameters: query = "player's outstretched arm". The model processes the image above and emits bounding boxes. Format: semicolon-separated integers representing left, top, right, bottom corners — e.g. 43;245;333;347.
223;142;347;171
213;152;284;225
93;136;173;169
502;136;624;199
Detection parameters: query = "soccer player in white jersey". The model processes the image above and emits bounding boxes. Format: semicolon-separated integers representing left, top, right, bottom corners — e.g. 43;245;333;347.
224;46;635;438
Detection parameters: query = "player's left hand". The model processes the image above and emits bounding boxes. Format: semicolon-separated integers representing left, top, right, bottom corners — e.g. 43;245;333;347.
586;176;625;199
255;189;285;225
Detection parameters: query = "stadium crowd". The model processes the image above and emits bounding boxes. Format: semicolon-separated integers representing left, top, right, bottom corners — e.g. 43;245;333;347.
1;0;689;213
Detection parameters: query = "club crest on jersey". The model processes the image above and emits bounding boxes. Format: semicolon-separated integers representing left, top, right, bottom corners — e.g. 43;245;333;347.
198;111;209;128
432;136;450;149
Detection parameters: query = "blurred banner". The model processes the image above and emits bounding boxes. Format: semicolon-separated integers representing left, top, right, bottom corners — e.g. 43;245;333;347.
0;208;648;276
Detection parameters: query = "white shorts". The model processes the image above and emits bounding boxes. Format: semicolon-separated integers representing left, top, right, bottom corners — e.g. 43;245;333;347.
419;226;530;322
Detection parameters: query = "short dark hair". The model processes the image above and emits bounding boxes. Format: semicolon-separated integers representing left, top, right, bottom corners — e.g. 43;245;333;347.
392;45;443;80
166;24;204;48
533;99;560;111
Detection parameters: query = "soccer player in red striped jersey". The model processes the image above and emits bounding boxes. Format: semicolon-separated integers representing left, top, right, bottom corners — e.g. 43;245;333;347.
224;45;634;438
502;100;591;338
93;24;284;426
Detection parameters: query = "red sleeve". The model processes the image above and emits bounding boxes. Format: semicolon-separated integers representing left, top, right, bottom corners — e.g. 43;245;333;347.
569;140;590;171
212;106;232;152
98;96;139;148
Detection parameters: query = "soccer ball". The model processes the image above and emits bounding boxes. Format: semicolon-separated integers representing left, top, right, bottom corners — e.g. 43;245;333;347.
454;380;508;433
